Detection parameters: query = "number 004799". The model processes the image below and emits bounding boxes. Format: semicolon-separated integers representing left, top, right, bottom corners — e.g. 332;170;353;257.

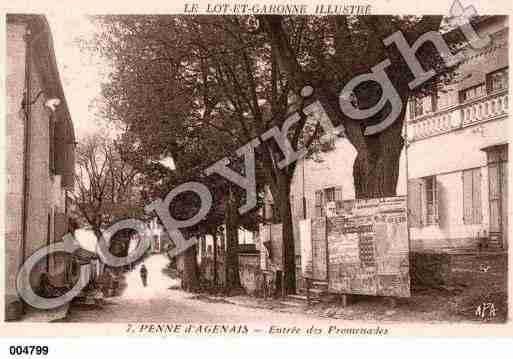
9;345;48;356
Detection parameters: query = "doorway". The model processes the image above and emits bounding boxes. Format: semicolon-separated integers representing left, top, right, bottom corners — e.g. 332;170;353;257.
485;144;508;249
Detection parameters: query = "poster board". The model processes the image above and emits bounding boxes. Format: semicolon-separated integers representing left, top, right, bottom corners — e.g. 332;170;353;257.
327;196;410;297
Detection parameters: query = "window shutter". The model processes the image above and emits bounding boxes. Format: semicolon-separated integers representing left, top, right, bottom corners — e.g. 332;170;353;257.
472;169;482;223
420;180;427;226
462;170;473;224
501;161;508;242
433;178;439;224
54;113;75;189
437;180;444;227
407;179;423;227
315;190;323;217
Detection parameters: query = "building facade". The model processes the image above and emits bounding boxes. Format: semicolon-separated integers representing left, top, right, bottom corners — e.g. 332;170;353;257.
405;16;508;251
5;15;76;320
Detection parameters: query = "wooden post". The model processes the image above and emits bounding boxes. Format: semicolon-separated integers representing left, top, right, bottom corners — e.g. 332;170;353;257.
281;271;285;298
213;231;218;290
340;294;348;307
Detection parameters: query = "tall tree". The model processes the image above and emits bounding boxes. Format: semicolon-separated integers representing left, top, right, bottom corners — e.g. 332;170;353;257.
163;17;320;294
71;133;143;236
87;16;268;291
257;15;462;198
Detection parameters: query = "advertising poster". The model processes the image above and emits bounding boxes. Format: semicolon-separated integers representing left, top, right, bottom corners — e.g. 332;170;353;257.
327;196;410;297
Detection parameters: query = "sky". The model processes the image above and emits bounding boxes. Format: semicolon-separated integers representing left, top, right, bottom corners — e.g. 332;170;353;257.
47;14;176;168
47;13;110;140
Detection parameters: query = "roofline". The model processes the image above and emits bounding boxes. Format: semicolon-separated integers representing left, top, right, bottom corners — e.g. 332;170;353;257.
443;15;508;36
7;14;75;143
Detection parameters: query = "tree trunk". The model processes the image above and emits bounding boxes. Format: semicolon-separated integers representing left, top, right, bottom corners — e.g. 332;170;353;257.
275;175;296;295
181;244;198;292
225;191;241;293
353;135;404;199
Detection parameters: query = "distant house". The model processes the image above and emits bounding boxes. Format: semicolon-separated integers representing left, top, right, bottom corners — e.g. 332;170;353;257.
5;15;76;320
147;218;173;254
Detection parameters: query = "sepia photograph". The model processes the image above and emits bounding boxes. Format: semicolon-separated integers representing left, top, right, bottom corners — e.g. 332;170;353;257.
1;1;511;343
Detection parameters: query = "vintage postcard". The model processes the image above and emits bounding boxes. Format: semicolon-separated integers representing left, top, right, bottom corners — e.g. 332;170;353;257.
0;0;512;340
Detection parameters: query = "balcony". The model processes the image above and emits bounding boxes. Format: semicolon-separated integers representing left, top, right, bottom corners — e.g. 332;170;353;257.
408;89;508;141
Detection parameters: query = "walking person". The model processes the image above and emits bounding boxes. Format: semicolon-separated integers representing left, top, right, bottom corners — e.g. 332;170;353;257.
140;264;148;287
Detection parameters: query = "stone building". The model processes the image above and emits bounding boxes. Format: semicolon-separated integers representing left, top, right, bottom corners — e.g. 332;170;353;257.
262;16;508;268
5;15;76;320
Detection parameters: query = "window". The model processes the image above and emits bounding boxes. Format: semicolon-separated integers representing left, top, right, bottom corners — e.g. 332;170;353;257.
487;146;508;164
487;67;508;93
408;99;416;120
314;190;324;217
325;187;335;203
425;176;438;225
459;83;486;103
462;168;482;224
423;94;436;113
314;186;343;217
436;89;456;109
408;176;439;227
410;98;424;118
410;94;438;119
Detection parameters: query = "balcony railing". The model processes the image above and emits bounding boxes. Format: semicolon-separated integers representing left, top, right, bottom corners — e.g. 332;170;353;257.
408;89;508;141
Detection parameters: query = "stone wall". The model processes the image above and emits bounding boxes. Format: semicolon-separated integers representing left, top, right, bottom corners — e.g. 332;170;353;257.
5;21;27;319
